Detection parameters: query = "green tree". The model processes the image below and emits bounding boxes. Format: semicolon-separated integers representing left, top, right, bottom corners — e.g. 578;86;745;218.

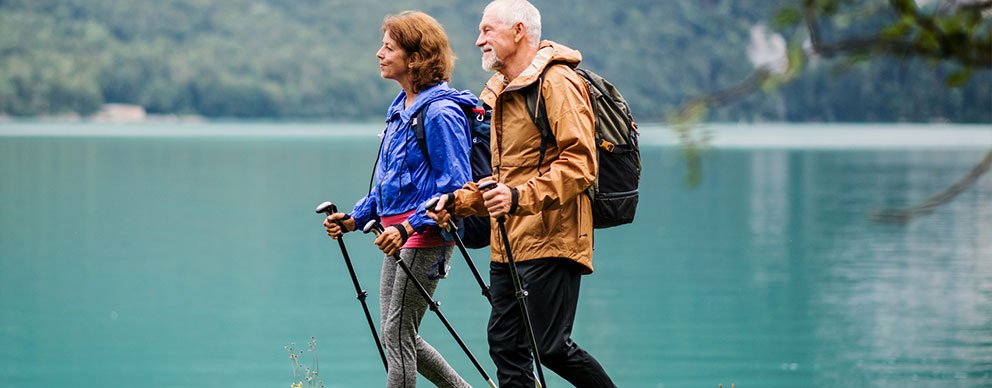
0;0;988;122
673;0;992;220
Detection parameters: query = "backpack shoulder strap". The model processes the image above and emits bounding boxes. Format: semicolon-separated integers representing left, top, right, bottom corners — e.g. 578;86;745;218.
375;102;464;194
414;101;479;169
412;104;432;169
525;64;563;176
460;104;480;125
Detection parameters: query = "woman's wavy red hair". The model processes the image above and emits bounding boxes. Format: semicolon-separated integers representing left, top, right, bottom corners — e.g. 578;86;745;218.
382;11;456;93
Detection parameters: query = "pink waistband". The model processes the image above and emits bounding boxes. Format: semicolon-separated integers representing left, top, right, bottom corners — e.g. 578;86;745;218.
380;210;452;249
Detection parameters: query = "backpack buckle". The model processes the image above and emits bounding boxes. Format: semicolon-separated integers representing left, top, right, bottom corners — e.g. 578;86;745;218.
600;139;616;152
472;108;485;122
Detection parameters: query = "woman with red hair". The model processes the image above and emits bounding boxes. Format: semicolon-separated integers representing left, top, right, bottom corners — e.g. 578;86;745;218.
323;10;477;387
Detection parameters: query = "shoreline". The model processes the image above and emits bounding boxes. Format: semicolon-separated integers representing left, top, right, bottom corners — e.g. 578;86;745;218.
0;121;990;149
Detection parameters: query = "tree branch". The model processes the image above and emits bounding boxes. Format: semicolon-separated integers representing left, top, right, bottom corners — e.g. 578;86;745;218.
870;148;992;223
670;1;992;212
958;0;992;12
805;0;992;68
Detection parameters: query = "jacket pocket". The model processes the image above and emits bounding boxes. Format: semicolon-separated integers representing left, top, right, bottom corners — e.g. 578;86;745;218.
540;207;562;239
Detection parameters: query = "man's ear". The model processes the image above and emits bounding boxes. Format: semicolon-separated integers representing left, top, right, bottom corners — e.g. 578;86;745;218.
513;22;525;43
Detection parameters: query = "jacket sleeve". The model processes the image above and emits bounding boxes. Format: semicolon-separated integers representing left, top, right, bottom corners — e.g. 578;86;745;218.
512;66;597;216
408;102;474;232
351;193;379;232
452;181;488;218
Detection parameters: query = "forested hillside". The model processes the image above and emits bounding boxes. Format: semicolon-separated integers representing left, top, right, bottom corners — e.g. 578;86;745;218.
0;0;989;122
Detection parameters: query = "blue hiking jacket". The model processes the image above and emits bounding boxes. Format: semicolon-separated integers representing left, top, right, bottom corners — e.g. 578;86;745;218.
351;82;479;232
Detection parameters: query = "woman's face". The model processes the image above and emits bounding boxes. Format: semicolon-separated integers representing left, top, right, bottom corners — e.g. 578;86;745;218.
376;30;411;83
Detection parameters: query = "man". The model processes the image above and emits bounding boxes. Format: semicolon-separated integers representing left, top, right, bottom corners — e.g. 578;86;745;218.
429;0;616;386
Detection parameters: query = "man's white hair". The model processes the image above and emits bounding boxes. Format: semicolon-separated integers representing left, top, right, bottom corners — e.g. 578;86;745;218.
484;0;542;47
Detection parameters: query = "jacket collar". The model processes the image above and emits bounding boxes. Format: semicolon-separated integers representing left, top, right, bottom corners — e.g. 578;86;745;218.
386;82;454;124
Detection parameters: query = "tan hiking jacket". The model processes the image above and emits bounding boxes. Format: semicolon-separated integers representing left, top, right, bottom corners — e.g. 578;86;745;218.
453;40;597;273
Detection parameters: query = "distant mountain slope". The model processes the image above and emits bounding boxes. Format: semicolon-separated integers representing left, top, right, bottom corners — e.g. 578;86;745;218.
0;0;988;122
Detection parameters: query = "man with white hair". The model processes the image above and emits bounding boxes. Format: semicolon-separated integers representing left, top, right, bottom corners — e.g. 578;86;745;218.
429;0;617;386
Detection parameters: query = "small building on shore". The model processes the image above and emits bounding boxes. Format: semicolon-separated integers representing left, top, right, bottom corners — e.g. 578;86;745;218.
92;104;147;123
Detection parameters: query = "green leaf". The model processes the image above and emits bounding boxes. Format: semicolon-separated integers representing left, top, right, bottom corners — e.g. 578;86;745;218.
945;68;972;88
772;7;802;29
784;46;805;79
917;31;941;51
890;0;917;15
881;20;912;39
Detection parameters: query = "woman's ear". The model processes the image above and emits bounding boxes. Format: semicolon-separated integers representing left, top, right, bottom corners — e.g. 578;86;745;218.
408;52;421;67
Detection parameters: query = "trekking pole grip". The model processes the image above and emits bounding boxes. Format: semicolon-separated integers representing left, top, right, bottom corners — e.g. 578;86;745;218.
316;201;353;231
478;181;506;223
424;193;455;213
314;200;388;372
315;201;338;217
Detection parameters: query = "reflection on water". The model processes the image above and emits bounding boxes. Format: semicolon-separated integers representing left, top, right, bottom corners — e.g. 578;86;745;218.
742;150;992;387
807;152;992;386
0;124;990;387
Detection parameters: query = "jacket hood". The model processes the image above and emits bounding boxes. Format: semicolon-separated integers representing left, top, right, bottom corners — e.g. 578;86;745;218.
386;82;478;123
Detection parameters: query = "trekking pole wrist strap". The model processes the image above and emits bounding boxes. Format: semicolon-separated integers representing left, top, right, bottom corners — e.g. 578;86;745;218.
335;213;353;232
508;187;519;215
390;224;409;243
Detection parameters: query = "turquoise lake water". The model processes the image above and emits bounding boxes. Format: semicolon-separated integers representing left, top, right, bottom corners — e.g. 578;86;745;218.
1;123;990;387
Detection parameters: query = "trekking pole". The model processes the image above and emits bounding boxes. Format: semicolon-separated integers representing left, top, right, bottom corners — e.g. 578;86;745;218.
362;220;497;388
427;195;545;388
425;195;492;303
314;201;388;372
479;182;547;388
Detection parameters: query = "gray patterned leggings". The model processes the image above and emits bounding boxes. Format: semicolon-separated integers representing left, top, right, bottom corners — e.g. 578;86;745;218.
379;245;471;388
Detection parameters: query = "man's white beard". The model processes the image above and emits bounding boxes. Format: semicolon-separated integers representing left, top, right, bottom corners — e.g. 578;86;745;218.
481;46;504;72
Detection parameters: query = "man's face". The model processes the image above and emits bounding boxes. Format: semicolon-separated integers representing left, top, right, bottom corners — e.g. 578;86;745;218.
476;10;515;72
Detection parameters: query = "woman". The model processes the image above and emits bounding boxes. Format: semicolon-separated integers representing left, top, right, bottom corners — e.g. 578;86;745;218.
323;11;477;388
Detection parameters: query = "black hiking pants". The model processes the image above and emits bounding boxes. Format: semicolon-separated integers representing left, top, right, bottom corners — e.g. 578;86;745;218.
488;258;616;388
